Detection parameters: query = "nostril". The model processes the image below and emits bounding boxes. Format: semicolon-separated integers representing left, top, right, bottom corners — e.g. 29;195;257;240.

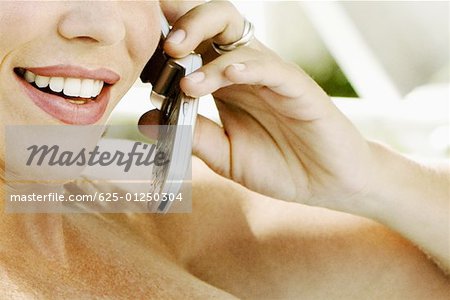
76;36;99;44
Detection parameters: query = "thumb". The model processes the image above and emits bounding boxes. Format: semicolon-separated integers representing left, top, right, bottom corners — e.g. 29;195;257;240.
193;114;231;179
138;109;160;141
138;109;231;178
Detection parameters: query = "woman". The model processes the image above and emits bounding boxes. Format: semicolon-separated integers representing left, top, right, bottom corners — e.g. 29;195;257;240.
0;1;448;298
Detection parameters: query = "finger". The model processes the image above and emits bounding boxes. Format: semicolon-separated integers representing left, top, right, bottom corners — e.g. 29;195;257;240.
138;109;161;140
179;47;308;98
138;109;232;178
164;1;246;58
223;59;316;99
160;0;205;24
222;59;332;120
138;109;160;125
179;47;332;120
179;47;261;97
192;113;231;178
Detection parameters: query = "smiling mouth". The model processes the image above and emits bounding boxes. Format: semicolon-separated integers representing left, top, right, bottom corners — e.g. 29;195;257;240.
14;67;110;105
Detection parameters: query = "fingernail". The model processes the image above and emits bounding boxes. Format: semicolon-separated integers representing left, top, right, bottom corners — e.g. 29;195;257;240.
231;63;246;71
166;29;186;44
185;72;205;83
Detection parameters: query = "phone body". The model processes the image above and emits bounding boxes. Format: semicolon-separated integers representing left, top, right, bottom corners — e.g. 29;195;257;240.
140;14;202;213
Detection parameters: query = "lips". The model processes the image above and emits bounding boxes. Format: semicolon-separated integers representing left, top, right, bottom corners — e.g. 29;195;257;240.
14;65;120;125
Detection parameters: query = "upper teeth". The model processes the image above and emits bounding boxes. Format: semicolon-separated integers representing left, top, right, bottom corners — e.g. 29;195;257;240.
24;70;104;98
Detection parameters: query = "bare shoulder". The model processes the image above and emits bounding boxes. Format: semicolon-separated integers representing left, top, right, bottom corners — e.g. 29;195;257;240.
180;158;450;299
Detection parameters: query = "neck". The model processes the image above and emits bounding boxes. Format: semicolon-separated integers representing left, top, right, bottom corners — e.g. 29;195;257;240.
0;165;67;264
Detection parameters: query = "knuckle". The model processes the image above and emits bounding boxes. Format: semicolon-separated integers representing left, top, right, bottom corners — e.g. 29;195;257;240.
209;1;245;42
259;57;280;70
210;0;238;14
202;62;224;76
173;17;197;37
170;6;203;36
229;46;262;61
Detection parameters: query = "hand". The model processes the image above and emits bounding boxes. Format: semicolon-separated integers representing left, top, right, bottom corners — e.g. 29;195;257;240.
141;0;376;207
141;1;450;271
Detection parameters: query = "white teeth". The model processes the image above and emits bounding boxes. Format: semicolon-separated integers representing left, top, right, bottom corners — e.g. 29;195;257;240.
92;80;104;97
35;75;50;88
80;79;94;98
92;81;99;97
49;77;64;93
21;70;104;98
63;78;81;97
24;71;36;83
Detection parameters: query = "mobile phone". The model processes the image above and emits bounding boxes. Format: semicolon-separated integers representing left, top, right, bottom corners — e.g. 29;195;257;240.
140;14;202;213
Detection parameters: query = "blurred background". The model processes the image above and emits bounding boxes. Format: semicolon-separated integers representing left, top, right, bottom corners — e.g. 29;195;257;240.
111;1;449;162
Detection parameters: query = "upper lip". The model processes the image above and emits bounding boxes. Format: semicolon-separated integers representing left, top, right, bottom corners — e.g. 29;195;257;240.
21;64;121;85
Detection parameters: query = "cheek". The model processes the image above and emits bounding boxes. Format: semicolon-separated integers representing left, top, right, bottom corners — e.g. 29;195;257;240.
122;4;161;71
0;3;60;122
0;3;54;60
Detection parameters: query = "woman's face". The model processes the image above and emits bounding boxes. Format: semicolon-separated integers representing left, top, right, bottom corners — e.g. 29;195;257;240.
0;1;160;126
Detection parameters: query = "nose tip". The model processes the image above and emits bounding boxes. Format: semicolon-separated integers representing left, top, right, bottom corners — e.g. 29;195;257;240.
58;6;126;46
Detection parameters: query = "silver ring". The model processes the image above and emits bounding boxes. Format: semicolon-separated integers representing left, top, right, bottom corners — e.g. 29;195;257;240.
212;18;255;54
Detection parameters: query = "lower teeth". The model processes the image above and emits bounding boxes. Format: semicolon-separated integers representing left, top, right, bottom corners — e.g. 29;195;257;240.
68;99;90;105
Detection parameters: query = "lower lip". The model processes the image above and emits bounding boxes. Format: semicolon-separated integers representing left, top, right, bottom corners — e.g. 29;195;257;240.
15;73;110;125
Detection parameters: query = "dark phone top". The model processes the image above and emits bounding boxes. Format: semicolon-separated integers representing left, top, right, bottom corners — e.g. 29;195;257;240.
140;34;167;86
